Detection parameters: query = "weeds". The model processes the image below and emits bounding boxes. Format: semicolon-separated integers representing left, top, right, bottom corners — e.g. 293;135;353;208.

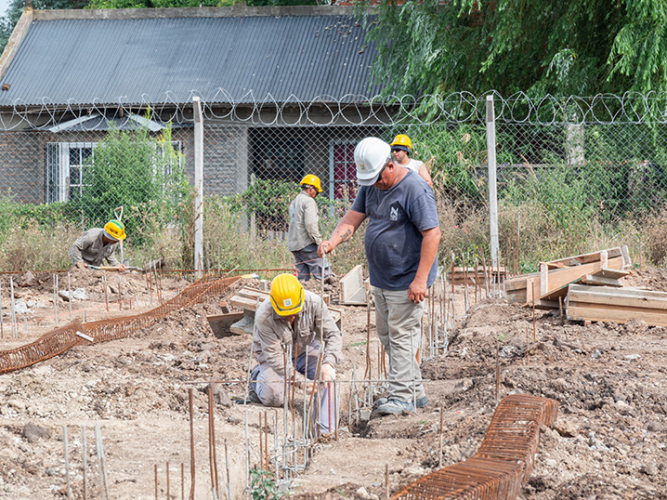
250;468;282;500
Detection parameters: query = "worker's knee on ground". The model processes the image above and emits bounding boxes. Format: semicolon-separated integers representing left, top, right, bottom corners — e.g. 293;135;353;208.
258;387;284;407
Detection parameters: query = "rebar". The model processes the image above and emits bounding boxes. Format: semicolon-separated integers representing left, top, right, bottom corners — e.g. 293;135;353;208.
189;388;196;500
391;394;559;500
63;426;72;500
82;425;87;500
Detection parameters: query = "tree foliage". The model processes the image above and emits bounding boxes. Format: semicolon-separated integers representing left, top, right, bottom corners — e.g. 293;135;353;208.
362;0;667;97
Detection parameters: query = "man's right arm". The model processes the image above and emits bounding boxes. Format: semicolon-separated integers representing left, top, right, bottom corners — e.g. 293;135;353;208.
318;209;366;256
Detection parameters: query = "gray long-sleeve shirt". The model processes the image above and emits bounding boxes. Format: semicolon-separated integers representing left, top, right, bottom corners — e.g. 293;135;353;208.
252;290;342;379
287;192;322;252
69;228;121;267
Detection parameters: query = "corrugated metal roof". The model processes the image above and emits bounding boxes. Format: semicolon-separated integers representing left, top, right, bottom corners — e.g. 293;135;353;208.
0;14;382;106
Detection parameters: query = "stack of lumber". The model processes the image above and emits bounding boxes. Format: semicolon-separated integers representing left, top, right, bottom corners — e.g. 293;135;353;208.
212;287;343;336
566;285;667;327
506;247;632;309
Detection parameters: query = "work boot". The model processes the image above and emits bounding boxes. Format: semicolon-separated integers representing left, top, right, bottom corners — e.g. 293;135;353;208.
376;395;428;408
377;398;415;415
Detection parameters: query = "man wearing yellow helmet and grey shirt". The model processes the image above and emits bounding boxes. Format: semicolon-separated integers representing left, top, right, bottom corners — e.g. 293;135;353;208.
69;219;126;271
250;274;342;435
288;174;331;281
390;134;433;188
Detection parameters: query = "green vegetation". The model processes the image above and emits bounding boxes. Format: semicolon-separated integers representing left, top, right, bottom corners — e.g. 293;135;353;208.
249;468;282;500
362;0;667;100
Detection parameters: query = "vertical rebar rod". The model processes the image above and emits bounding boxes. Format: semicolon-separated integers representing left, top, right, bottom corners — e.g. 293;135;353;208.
532;281;537;343
0;279;3;339
225;440;232;500
167;462;170;500
9;277;17;339
82;425;87;500
118;274;122;311
258;413;263;472
104;274;109;312
181;463;184;500
67;272;72;321
209;385;218;496
53;274;59;325
155;464;158;500
189;388;196;500
495;339;501;405
63;426;72;500
385;463;390;500
263;412;269;472
559;296;564;326
438;408;444;468
94;424;110;500
244;411;250;498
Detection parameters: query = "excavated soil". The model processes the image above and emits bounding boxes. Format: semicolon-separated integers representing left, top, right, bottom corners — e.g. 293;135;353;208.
0;267;666;499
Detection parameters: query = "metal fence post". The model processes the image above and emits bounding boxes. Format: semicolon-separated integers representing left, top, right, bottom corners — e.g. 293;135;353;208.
486;95;499;267
193;96;204;279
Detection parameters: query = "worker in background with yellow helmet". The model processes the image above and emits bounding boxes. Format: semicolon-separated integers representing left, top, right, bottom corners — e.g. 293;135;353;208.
390;134;433;188
287;174;332;282
69;219;126;271
250;274;342;435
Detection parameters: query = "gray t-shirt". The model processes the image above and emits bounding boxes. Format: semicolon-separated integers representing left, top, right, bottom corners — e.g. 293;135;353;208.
351;170;439;291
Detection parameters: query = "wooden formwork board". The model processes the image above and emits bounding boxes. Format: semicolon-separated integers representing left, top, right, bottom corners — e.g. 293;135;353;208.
566;284;667;326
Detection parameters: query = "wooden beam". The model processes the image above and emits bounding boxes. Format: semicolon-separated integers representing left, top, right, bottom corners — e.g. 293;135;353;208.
581;275;623;287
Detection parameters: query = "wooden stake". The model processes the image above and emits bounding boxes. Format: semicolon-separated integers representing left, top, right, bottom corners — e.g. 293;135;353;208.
82;425;87;500
166;462;170;500
385;463;390;500
154;464;158;500
495;339;501;405
559;296;564;326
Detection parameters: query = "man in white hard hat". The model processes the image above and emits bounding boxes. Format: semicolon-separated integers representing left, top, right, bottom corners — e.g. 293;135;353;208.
288;174;332;282
318;137;441;415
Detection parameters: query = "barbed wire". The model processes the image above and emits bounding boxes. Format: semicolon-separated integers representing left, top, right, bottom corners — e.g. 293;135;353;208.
3;91;667;130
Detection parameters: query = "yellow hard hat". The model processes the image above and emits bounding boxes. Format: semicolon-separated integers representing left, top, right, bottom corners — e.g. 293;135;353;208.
103;219;126;241
270;274;304;316
300;174;322;193
390;134;412;149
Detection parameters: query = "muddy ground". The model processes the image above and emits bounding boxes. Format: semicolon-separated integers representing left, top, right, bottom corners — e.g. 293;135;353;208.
0;267;665;499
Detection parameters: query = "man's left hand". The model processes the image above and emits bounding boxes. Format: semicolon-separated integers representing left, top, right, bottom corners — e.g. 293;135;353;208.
408;279;428;303
118;263;126;272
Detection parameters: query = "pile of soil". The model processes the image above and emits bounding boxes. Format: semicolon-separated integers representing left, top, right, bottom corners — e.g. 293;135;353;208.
0;267;665;499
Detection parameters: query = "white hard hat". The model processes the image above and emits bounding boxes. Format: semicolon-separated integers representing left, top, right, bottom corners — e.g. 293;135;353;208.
354;137;391;186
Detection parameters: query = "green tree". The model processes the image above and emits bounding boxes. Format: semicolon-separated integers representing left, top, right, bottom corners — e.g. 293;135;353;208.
361;0;667;99
0;0;89;54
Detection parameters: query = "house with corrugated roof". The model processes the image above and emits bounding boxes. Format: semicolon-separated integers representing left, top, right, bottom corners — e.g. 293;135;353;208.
0;5;386;205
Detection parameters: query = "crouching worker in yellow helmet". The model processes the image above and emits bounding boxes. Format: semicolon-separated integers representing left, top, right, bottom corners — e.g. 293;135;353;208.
69;220;126;271
250;274;342;435
288;174;332;282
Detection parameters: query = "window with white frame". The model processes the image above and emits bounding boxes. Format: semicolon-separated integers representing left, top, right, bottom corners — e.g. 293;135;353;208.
46;141;183;203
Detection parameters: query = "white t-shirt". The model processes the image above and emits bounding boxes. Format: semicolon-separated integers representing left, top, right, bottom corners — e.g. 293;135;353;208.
404;159;423;174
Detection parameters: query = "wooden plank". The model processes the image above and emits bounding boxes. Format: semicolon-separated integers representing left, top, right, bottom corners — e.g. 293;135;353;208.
229;296;260;310
207;312;245;338
505;272;540;291
593;268;631;279
535;299;560;310
582;275;623;287
567;302;667;327
546;247;622;267
568;284;667;310
540;256;623;297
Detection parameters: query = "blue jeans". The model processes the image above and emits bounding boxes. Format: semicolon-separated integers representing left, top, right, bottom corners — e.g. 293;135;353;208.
292;243;331;281
251;341;339;435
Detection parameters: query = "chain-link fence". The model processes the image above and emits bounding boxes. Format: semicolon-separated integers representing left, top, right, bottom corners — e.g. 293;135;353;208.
2;92;667;273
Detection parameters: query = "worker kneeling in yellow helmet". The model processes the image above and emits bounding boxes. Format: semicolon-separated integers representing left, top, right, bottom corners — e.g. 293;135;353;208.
250;274;342;435
69;219;126;271
288;174;332;282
